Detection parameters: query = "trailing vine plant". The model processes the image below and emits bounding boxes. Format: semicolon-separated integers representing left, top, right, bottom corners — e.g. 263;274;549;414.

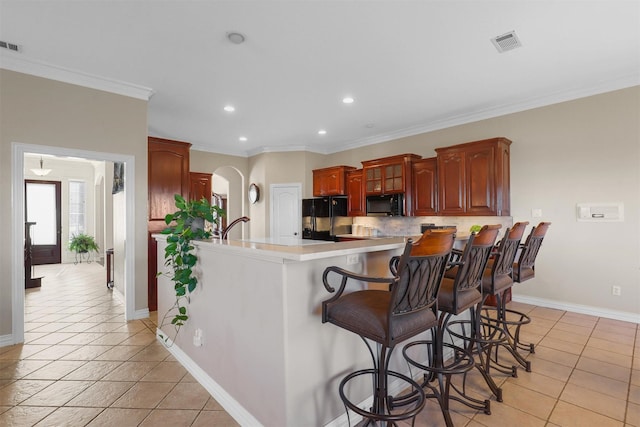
157;194;224;343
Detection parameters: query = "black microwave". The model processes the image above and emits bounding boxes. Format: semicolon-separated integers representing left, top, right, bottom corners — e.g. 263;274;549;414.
366;194;404;216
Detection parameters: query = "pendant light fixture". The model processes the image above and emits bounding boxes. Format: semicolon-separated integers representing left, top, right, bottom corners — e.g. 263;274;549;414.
31;157;52;176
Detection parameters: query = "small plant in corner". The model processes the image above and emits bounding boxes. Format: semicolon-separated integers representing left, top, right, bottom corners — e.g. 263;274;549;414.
69;233;99;264
157;194;225;344
69;233;100;253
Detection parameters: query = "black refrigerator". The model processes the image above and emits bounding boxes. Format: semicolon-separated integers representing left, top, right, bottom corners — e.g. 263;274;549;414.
302;197;352;241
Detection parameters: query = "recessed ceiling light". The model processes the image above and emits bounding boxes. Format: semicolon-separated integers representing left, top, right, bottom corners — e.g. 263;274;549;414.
227;32;246;44
318;130;327;135
223;105;235;112
239;136;248;142
342;97;355;104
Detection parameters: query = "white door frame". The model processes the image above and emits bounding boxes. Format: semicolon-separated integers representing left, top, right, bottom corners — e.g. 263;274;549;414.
270;183;302;238
12;142;136;344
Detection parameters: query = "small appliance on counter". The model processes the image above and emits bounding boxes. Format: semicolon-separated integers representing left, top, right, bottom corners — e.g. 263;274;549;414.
420;223;457;233
302;197;352;241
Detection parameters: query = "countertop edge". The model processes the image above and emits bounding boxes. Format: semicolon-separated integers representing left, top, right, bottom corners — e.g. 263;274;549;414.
153;234;407;262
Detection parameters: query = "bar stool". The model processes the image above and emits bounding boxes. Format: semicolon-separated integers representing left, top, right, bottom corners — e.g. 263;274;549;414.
478;222;530;373
508;222;551;355
402;225;500;426
322;228;455;425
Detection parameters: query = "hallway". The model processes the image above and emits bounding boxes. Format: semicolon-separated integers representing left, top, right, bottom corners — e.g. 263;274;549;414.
0;263;239;426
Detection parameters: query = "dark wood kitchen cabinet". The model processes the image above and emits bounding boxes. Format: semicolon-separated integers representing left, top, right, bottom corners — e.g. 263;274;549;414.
361;154;421;195
189;172;212;202
346;169;366;216
148;137;191;311
412;157;438;216
435;137;511;216
312;165;356;196
361;154;421;216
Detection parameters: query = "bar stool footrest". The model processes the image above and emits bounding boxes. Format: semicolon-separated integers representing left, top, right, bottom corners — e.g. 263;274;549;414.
402;340;491;421
481;307;533;371
445;319;508;401
339;368;425;425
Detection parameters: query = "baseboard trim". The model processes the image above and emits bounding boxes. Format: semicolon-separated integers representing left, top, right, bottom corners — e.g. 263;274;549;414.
133;308;150;320
0;334;15;348
155;330;263;426
110;286;149;321
512;295;640;324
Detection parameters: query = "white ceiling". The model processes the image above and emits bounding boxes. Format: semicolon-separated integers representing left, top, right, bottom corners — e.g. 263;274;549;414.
2;1;639;157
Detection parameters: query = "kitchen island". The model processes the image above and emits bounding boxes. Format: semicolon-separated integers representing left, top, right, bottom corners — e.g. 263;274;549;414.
155;235;414;426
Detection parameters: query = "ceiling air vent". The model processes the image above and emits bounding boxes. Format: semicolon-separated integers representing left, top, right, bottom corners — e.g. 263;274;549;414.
491;31;522;53
0;40;21;52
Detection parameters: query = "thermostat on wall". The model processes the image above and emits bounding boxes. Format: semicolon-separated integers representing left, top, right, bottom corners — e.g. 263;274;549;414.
576;202;624;222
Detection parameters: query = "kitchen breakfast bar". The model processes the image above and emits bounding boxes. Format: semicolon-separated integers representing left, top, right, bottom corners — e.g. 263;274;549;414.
155;235;434;426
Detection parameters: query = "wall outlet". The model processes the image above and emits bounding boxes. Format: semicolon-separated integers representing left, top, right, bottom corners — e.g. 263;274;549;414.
611;285;621;296
346;254;360;265
531;208;542;218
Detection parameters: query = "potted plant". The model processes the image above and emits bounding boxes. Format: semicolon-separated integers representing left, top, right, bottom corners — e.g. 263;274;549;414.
69;233;99;264
157;194;225;343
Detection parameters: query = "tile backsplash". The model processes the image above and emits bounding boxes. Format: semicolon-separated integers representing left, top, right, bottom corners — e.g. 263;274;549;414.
353;216;514;238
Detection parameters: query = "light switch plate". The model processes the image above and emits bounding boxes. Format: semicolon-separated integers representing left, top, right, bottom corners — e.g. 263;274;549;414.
531;208;542;218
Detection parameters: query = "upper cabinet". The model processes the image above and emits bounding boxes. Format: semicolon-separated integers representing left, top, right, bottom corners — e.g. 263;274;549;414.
361;154;421;195
412;157;438;216
362;154;421;216
189;172;212;202
148;137;191;222
346;169;366;216
312;165;356;196
435;137;511;216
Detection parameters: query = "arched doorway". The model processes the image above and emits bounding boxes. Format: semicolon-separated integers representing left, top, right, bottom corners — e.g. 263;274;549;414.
213;166;246;240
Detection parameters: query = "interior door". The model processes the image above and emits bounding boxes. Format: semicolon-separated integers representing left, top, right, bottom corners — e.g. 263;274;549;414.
271;184;301;239
25;180;62;264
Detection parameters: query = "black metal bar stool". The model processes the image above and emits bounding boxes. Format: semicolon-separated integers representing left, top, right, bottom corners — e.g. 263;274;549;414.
507;222;551;355
479;222;531;373
322;229;455;426
399;225;501;427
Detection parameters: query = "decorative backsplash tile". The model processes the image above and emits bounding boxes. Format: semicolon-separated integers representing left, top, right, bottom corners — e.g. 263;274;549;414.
353;216;514;238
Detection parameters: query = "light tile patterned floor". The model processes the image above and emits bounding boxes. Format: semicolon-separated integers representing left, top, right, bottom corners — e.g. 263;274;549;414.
0;263;239;427
1;264;638;426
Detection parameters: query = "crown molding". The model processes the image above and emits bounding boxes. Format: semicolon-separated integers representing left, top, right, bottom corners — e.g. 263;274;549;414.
0;51;154;101
323;74;640;154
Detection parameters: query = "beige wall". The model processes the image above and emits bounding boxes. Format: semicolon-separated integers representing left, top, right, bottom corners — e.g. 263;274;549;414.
0;69;148;336
190;150;249;239
247;151;326;237
317;87;638;316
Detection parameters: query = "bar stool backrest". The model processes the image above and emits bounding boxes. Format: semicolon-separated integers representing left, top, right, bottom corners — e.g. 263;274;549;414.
513;222;551;283
490;221;529;279
452;225;501;294
391;229;456;319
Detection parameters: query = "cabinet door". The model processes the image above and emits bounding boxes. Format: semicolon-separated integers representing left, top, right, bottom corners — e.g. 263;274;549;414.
148;143;191;221
313;167;352;196
347;170;365;216
413;158;437;216
189;172;212;202
437;152;466;215
466;145;495;215
365;166;382;194
384;163;403;193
